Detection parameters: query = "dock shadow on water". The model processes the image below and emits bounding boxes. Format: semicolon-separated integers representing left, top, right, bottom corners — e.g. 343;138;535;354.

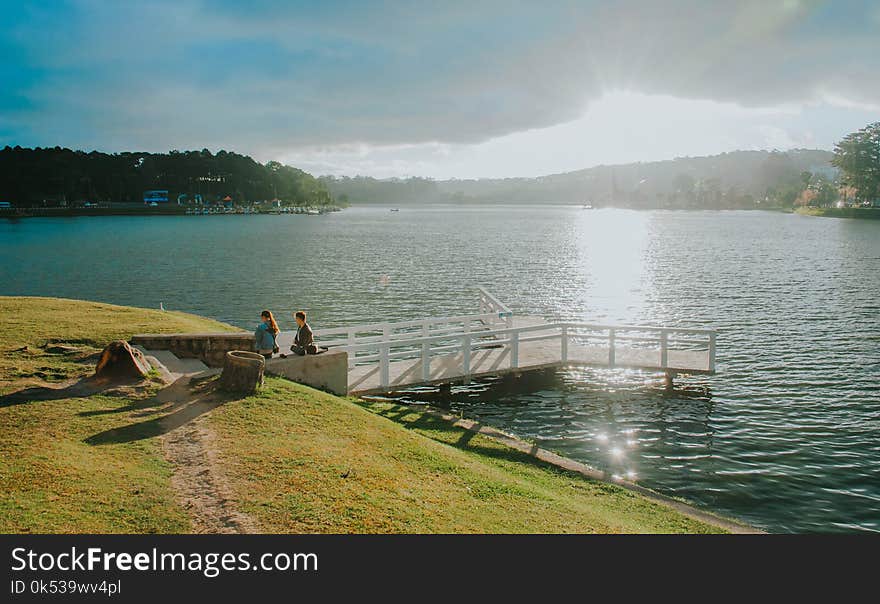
379;367;717;483
84;375;238;446
384;367;714;408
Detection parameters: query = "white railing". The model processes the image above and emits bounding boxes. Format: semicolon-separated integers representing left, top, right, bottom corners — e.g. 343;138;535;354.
339;321;717;390
309;288;514;369
478;286;514;328
557;323;716;373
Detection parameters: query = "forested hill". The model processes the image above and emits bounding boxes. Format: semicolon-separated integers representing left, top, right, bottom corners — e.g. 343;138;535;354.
0;147;334;206
321;149;836;208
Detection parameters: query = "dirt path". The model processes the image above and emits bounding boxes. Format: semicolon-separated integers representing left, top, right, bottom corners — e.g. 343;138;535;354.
157;377;258;534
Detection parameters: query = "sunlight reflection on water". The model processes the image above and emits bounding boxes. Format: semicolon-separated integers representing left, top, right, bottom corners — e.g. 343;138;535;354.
2;206;878;532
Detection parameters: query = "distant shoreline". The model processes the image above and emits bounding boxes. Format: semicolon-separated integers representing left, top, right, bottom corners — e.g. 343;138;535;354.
0;206;344;218
5;204;878;220
795;206;880;220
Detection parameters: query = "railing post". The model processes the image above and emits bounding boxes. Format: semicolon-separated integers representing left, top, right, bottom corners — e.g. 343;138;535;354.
660;330;668;369
561;325;568;363
422;340;430;381
608;328;616;367
380;343;390;389
510;331;519;368
462;334;471;376
347;329;355;369
709;332;716;373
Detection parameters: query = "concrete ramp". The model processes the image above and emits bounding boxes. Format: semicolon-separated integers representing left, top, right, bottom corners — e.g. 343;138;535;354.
133;346;213;383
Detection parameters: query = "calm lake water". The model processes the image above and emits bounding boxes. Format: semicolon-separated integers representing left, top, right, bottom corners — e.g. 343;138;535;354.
2;207;878;533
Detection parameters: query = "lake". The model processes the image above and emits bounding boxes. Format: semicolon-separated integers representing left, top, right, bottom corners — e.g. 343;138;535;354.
2;206;878;533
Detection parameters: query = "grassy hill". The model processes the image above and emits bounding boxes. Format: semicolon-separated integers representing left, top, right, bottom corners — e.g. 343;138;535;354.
322;149;836;207
0;297;730;533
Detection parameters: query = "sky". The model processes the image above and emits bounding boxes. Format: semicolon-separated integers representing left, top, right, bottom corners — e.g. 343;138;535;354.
1;0;878;179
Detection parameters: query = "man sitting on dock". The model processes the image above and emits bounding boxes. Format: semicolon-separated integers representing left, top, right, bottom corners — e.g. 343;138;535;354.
290;311;315;356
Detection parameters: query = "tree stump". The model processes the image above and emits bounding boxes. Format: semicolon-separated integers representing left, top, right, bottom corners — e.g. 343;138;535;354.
94;340;152;380
219;350;265;395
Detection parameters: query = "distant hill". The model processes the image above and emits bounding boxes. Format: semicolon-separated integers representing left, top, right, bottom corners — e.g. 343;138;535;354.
321;149;836;209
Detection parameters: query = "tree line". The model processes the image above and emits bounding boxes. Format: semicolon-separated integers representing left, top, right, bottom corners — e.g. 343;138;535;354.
322;149;838;208
322;130;880;209
4;123;877;210
0;147;338;207
832;122;880;204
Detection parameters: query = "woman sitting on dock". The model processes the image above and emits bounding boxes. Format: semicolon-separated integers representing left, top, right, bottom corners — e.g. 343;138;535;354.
255;310;280;359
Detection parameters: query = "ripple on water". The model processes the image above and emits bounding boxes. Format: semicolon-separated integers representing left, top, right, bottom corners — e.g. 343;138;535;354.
2;208;878;532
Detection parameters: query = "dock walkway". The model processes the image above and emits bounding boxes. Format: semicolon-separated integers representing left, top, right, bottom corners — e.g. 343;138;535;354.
277;288;716;395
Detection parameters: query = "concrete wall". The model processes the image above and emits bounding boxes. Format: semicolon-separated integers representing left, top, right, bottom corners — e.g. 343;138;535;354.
265;350;348;396
130;333;255;367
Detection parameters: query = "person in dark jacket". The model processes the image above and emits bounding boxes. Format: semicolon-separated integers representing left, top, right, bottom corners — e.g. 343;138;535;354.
290;311;314;356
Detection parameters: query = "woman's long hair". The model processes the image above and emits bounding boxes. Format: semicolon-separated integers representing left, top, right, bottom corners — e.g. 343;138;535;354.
261;310;279;335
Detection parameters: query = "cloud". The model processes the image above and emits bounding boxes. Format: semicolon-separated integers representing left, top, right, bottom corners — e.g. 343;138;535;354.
1;0;878;155
280;91;877;179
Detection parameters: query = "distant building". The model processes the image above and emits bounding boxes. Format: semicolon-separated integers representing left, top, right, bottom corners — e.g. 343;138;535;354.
143;190;169;204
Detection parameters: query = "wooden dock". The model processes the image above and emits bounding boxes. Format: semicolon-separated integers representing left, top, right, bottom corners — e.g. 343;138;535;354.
277;288;716;395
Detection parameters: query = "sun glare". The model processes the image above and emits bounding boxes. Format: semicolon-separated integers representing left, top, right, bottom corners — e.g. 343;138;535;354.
573;209;651;323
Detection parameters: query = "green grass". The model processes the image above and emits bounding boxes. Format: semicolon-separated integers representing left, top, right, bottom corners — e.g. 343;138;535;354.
208;380;723;533
0;296;237;533
0;296;239;395
0;388;192;533
1;296;725;533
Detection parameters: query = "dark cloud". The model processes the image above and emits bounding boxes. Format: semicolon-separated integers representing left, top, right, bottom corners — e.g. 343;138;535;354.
2;0;878;152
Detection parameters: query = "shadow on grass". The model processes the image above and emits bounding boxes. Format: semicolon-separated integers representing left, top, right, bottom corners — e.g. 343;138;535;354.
0;375;136;408
77;397;159;417
85;376;243;446
369;404;566;474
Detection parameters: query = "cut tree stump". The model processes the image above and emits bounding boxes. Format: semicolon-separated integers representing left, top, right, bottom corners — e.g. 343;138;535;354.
219;350;265;395
94;340;152;380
